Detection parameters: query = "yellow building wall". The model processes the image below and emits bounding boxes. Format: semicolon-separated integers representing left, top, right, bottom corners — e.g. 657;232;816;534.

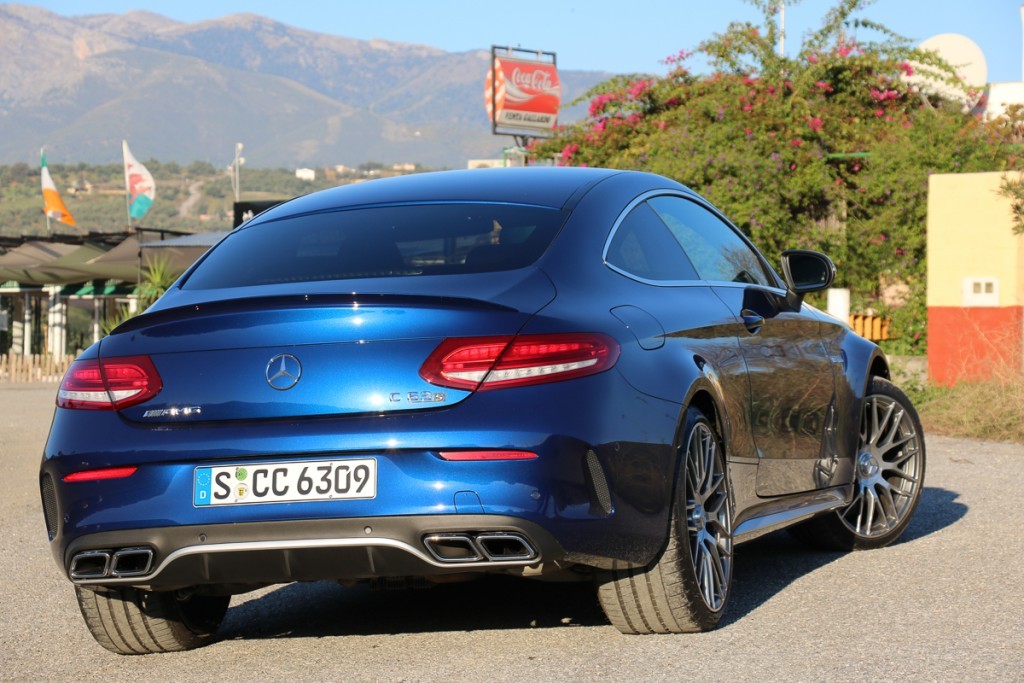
927;172;1023;308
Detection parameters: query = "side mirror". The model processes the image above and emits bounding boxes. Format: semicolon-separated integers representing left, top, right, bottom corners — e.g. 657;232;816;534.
780;250;836;309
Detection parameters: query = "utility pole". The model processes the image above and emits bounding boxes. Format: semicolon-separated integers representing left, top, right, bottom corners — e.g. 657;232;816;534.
778;1;786;57
231;142;244;203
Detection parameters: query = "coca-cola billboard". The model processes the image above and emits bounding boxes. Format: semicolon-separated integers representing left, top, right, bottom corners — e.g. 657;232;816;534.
486;51;561;133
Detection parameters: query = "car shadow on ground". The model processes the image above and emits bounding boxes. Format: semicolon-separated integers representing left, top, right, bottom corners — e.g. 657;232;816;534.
725;485;967;626
217;486;966;641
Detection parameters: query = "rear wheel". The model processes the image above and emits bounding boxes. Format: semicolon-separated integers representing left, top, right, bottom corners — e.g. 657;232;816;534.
795;376;925;550
75;585;229;655
597;407;733;634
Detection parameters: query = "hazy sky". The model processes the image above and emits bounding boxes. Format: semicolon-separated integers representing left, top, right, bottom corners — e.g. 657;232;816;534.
20;0;1024;83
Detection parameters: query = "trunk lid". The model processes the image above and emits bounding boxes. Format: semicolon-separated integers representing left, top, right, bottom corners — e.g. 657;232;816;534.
102;273;554;423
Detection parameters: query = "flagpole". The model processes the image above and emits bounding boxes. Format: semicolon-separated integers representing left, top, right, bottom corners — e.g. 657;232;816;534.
122;140;141;294
122;140;133;231
41;147;51;235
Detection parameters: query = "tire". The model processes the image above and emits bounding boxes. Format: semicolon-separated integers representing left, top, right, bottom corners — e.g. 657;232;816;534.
597;406;734;634
794;376;926;551
75;585;229;655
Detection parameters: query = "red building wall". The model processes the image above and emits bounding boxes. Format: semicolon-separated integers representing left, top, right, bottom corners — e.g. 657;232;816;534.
927;307;1024;386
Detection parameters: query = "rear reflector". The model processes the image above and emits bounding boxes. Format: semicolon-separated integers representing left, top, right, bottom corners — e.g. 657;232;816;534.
57;356;163;410
63;466;138;483
420;333;619;391
438;450;538;461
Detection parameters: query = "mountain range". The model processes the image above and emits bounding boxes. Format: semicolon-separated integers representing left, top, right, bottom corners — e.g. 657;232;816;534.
0;4;612;168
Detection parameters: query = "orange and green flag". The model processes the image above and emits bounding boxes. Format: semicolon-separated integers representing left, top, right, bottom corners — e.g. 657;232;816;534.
41;149;75;227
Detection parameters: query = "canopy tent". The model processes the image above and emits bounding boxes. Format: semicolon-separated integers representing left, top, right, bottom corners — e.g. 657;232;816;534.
0;231;227;286
81;236;144;282
140;231;228;273
0;242;81;284
10;242;110;285
1;230;225;356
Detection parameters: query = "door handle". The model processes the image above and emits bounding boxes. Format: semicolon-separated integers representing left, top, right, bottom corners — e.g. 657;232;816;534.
740;309;764;334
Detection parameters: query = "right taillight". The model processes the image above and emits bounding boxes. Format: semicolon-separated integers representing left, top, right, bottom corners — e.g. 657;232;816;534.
420;333;619;391
57;355;163;410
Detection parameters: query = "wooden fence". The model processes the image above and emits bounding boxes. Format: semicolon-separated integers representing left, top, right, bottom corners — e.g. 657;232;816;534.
0;353;76;384
848;314;891;342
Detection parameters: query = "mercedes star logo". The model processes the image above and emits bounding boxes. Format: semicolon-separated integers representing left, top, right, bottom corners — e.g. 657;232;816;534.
266;353;302;390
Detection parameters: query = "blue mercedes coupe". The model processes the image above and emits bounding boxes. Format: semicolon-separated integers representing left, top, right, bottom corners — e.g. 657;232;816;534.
40;168;925;653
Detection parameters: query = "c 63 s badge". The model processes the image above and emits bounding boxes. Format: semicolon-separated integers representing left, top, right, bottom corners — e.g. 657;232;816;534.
389;391;447;404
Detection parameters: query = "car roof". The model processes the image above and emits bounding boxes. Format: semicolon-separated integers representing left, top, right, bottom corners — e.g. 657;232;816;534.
251;167;626;223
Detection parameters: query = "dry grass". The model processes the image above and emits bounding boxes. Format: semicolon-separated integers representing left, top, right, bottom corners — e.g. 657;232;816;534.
911;372;1024;444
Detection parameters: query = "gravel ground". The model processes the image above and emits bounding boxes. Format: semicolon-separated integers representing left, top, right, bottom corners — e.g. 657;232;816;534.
2;383;1021;681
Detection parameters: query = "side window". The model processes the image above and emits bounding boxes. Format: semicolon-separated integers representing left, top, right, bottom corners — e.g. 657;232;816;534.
647;196;772;286
605;202;699;282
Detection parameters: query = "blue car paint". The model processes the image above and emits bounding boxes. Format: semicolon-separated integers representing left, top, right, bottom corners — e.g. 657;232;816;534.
41;167;883;588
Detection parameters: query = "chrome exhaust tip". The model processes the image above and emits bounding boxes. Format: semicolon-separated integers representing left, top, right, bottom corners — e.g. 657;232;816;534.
111;548;154;577
475;533;537;561
423;534;484;563
70;551;111;579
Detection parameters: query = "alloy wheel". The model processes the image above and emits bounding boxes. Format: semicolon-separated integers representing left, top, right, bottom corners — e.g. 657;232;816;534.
840;393;923;538
684;422;733;612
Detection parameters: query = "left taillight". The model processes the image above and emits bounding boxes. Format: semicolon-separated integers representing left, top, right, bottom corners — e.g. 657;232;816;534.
57;355;163;410
420;333;620;391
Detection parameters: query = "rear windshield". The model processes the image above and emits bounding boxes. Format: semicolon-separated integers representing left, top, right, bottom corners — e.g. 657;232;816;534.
182;203;566;290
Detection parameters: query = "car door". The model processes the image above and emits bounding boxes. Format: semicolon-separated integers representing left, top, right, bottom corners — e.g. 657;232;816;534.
602;197;759;465
646;195;840;497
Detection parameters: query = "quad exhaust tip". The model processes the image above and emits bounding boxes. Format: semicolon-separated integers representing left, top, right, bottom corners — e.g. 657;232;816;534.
423;532;537;564
69;547;153;580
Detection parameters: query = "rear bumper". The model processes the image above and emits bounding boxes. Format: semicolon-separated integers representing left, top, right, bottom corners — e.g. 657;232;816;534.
62;515;566;591
42;372;685;583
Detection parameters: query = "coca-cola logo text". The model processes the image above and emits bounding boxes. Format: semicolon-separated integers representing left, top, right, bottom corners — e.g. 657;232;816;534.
510;67;556;93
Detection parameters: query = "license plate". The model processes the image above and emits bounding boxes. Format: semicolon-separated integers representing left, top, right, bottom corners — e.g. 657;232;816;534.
193;458;377;506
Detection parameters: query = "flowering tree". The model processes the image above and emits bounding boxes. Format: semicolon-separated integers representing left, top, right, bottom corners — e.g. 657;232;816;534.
533;0;1020;353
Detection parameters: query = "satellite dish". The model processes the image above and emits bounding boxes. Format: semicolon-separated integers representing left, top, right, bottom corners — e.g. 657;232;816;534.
910;34;988;104
920;34;988;85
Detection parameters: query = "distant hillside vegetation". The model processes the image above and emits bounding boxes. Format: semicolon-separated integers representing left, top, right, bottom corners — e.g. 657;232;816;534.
0;161;412;236
0;5;611;168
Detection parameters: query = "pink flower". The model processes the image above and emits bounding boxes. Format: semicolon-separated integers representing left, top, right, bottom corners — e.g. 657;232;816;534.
899;61;915;77
814;81;833;93
657;121;667;130
806;53;820;64
808;117;823;133
561;143;579;161
870;88;901;102
627;79;652;99
743;103;753;112
588;92;621;118
836;40;855;58
662;49;691;65
852;164;861;172
874;109;885;117
743;75;757;86
790;139;803;147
